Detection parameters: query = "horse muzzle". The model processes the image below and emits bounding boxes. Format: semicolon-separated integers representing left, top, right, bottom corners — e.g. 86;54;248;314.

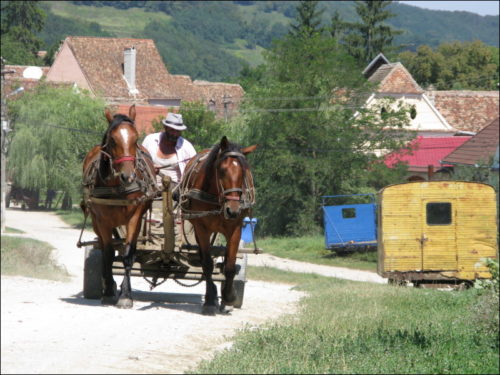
223;198;241;220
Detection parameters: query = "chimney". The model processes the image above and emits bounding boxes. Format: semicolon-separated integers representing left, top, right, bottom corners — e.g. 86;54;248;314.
124;47;136;91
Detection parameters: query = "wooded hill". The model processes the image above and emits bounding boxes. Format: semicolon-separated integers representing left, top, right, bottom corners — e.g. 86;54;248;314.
37;1;499;81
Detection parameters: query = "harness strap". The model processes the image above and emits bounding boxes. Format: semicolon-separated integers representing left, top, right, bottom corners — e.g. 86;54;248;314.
185;188;219;205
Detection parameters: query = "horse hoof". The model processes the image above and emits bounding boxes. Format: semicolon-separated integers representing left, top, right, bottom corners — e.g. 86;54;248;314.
219;303;233;314
116;298;133;309
202;305;217;316
101;295;117;305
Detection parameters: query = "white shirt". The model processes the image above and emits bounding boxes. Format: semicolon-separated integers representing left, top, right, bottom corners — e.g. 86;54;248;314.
142;133;197;183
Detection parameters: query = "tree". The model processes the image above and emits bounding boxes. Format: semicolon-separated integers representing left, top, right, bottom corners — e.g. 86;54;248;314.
6;82;107;209
1;1;46;64
399;41;499;90
239;33;412;236
289;0;325;39
179;101;226;151
342;0;401;63
330;10;347;40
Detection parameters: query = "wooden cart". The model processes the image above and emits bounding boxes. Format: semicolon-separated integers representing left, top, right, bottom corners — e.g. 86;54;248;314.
77;178;261;308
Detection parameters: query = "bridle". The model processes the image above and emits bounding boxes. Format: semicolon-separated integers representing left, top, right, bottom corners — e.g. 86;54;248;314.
215;151;247;205
179;149;255;220
100;120;137;180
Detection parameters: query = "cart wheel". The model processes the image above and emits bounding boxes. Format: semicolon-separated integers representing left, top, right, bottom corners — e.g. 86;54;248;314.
84;246;102;299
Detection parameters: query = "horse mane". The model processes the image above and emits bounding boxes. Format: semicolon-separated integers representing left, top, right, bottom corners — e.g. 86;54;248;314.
98;114;135;180
202;140;249;191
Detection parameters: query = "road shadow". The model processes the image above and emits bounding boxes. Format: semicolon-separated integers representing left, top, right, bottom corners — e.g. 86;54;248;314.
60;290;206;314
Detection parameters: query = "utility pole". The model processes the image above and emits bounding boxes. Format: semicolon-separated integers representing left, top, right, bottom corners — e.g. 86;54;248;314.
222;94;232;123
1;57;17;232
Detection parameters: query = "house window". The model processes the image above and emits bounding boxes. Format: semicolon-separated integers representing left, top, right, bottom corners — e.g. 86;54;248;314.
342;208;356;219
426;202;452;225
410;105;417;119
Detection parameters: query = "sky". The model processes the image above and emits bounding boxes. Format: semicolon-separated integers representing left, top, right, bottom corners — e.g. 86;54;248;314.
399;1;499;16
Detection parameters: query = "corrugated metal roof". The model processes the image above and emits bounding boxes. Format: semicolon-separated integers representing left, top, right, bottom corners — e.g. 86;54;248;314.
385;136;471;172
441;117;499;166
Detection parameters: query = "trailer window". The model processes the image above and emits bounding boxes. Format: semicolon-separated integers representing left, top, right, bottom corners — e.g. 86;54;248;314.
342;208;356;219
426;202;452;225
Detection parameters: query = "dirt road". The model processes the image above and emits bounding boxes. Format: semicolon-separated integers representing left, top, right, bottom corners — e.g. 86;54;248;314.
1;208;306;374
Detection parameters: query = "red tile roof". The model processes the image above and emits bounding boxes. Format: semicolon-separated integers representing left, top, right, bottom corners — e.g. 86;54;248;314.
385;136;472;172
63;36;179;102
442;117;499;166
116;104;169;135
426;90;499;133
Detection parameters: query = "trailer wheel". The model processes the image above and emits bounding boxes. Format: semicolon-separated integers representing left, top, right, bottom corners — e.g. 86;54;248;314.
84;246;102;299
222;254;247;309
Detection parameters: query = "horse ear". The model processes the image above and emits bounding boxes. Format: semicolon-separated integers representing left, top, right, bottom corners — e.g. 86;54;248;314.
104;108;113;124
129;104;136;122
241;144;258;155
220;136;229;150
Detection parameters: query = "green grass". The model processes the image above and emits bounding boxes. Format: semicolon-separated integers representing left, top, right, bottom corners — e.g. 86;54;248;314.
1;236;70;281
55;208;93;230
192;269;499;374
225;40;266;67
45;1;172;37
4;227;25;234
258;235;377;272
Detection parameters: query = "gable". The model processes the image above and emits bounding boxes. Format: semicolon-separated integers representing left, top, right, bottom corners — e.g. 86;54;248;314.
363;52;390;78
46;41;91;91
366;93;455;134
375;63;423;94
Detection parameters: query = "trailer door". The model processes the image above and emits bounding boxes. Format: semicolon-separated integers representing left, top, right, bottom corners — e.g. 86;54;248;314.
421;200;458;271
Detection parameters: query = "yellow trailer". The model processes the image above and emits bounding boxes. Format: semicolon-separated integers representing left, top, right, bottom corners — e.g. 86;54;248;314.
377;181;498;286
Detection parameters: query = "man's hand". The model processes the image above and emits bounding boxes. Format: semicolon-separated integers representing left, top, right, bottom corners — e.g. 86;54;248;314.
154;164;161;174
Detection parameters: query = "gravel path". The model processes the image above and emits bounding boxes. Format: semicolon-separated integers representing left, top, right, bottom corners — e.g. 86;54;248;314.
1;208;382;374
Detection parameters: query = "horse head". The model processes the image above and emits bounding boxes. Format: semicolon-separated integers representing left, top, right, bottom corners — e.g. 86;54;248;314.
215;136;257;219
101;104;138;186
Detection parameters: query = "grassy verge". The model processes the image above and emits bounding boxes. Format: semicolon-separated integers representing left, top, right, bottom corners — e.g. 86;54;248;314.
1;236;70;281
193;268;499;374
55;208;93;230
4;227;25;234
257;235;377;272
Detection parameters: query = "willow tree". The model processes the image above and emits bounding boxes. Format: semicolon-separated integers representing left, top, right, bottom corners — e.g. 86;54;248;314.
7;82;107;209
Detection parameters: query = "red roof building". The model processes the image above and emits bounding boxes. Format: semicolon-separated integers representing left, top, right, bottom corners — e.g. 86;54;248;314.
385;136;472;180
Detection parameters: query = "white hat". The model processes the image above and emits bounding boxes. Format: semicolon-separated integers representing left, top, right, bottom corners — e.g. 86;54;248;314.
162;113;187;131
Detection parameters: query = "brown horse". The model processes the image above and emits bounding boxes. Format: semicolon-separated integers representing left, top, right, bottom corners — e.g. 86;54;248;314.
81;105;157;308
180;136;257;315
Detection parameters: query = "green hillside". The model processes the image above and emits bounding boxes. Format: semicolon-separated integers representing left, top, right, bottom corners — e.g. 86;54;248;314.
36;1;499;81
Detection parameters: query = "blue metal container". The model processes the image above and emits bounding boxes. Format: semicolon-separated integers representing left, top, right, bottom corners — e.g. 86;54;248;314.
241;217;257;243
322;194;377;250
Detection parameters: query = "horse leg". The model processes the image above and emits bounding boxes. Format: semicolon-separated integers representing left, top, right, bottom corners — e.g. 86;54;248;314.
116;213;142;309
220;227;241;310
95;225;117;305
196;227;218;316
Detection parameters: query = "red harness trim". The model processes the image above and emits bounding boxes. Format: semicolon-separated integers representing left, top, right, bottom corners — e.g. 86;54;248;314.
225;195;240;201
113;156;136;165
